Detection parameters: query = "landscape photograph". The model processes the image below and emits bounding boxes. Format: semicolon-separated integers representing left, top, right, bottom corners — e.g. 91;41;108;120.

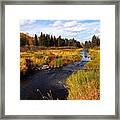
20;20;100;100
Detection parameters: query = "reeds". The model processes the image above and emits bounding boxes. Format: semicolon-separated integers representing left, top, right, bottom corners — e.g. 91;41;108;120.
66;49;100;100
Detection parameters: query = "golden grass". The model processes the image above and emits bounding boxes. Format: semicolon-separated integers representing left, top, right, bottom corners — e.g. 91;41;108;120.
20;49;82;76
66;49;100;100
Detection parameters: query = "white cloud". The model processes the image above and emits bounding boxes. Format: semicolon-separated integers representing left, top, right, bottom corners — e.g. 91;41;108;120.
51;20;100;34
52;21;63;27
64;21;78;27
64;25;86;32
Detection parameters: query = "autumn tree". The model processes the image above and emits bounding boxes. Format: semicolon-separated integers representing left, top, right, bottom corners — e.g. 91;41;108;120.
20;33;28;46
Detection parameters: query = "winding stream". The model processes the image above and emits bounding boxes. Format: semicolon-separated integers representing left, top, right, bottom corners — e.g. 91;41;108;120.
20;50;90;100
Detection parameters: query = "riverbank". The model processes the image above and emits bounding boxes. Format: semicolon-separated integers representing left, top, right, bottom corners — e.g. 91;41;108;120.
20;48;82;80
20;60;87;100
66;49;100;100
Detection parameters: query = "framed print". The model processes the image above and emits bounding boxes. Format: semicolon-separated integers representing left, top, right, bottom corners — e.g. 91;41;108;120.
0;0;119;119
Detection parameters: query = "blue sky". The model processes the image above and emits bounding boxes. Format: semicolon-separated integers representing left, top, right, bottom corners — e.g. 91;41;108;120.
20;20;100;42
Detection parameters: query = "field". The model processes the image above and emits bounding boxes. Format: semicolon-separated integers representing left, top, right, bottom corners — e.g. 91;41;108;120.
66;49;100;100
20;48;82;79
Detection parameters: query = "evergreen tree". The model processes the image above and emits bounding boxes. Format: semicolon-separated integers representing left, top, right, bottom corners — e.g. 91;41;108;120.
35;34;39;46
57;36;61;47
50;35;54;46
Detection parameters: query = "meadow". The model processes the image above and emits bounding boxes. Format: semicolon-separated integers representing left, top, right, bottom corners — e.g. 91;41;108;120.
20;48;82;78
20;48;100;100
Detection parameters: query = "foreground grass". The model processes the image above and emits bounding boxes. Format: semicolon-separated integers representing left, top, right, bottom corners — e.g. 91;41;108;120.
66;49;100;100
66;70;100;100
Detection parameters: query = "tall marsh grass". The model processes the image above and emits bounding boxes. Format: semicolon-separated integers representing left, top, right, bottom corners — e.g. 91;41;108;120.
66;49;100;100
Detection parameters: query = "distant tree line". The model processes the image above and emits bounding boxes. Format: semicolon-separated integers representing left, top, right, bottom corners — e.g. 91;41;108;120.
20;32;83;48
84;35;100;49
20;32;100;49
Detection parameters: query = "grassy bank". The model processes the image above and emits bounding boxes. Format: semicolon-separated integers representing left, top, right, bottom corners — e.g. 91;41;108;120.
66;49;100;100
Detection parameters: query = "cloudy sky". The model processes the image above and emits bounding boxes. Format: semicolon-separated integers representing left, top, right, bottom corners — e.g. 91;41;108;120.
20;20;100;42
